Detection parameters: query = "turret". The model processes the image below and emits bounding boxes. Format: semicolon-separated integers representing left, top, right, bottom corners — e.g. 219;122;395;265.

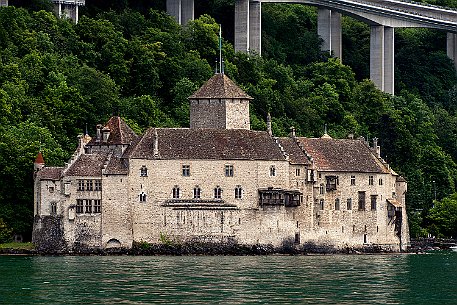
34;152;45;177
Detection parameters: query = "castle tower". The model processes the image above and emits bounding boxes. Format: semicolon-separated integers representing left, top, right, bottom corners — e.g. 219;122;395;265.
34;152;45;175
53;0;85;24
0;1;8;7
188;73;252;130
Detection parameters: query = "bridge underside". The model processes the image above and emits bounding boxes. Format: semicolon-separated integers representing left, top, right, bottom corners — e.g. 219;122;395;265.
166;0;457;94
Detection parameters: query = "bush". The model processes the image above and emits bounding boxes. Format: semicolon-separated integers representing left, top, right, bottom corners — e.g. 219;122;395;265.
0;218;13;243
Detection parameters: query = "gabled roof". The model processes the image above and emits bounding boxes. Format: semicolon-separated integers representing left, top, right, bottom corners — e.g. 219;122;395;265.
277;137;311;165
65;153;109;177
87;116;138;146
189;73;253;100
128;128;285;161
37;167;63;180
296;138;388;173
104;156;128;175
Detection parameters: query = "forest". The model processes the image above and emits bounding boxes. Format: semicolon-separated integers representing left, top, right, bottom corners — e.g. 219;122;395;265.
0;0;457;242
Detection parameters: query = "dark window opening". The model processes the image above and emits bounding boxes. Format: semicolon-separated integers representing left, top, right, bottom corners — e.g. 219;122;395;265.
358;191;366;211
326;176;338;191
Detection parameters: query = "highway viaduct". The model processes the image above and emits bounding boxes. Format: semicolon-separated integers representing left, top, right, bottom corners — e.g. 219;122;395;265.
166;0;457;94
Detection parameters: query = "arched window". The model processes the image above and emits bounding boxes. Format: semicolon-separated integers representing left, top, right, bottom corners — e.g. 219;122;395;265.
193;186;201;199
235;185;243;199
140;166;148;177
139;192;147;202
50;202;57;214
270;165;276;177
214;186;222;199
172;186;180;199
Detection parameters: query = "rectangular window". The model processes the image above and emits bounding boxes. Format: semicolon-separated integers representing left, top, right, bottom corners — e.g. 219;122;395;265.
358;191;366;211
49;186;54;193
319;199;324;210
225;165;234;177
371;195;377;210
347;198;352;210
369;176;374;185
78;180;84;191
326;176;338;191
94;180;102;191
182;165;190;177
173;187;180;199
307;170;314;182
51;202;57;214
85;199;92;213
76;199;84;213
351;176;356;186
94;199;101;213
335;198;340;210
193;187;201;199
319;184;324;195
86;180;93;191
235;186;243;199
214;187;222;199
379;178;383;186
295;168;300;176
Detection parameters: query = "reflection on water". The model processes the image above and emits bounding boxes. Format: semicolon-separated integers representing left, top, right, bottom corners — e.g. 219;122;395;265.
1;253;456;304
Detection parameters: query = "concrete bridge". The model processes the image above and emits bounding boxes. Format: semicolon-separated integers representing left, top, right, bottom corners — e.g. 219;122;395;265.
167;0;457;94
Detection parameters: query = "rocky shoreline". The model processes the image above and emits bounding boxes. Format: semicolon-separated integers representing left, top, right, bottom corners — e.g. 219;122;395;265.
1;238;455;256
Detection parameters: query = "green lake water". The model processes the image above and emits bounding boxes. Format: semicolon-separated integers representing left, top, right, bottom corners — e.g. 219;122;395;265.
1;252;456;304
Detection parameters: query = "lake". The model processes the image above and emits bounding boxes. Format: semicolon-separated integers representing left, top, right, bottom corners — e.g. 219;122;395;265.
1;252;456;304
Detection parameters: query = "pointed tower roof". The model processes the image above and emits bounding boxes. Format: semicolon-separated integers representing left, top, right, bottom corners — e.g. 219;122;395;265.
35;152;45;164
189;73;252;99
87;116;138;146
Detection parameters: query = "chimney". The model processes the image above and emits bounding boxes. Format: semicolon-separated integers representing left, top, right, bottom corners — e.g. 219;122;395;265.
102;127;110;143
289;126;296;138
373;137;381;158
153;129;159;157
267;113;272;136
96;124;102;142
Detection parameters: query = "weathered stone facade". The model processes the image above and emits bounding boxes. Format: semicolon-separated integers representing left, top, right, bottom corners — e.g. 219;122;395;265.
32;73;410;252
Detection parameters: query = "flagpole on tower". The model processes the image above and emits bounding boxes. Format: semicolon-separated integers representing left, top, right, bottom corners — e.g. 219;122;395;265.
219;24;223;74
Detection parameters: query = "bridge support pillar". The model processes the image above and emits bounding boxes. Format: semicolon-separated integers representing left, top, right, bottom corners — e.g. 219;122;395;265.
370;25;394;94
447;33;457;72
235;0;261;55
167;0;194;25
318;9;342;60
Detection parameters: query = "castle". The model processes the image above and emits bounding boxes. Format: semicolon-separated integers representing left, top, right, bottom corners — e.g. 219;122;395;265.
32;73;410;252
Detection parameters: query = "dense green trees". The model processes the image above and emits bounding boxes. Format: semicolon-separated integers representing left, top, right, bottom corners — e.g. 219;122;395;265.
0;2;456;240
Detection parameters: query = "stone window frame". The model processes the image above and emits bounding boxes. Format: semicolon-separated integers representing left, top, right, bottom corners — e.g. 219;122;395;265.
94;180;102;191
85;199;92;213
214;186;222;199
270;165;276;177
295;168;300;177
319;199;325;210
77;180;85;191
50;202;57;214
140;166;148;177
225;165;234;177
139;192;147;202
379;178;383;186
193;186;201;199
93;199;101;213
76;199;84;213
182;164;191;177
235;185;243;199
335;198;340;210
347;198;352;210
172;186;180;199
350;176;356;186
369;175;374;185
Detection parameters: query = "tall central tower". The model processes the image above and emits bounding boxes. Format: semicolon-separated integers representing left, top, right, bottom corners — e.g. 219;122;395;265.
188;73;252;130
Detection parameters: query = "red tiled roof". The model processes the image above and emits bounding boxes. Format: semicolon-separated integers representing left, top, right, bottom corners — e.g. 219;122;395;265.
128;128;285;161
37;167;63;180
277;137;310;165
297;138;388;173
87;116;138;146
65;153;109;177
189;73;253;99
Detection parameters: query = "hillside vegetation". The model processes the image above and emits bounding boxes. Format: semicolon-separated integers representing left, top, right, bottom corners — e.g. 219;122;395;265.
0;0;457;241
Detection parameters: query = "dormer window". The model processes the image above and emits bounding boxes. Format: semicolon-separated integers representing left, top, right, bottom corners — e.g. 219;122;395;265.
140;166;148;177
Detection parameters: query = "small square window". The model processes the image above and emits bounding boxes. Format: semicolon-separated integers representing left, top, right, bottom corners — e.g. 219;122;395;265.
182;165;190;177
49;186;54;193
225;165;234;177
140;166;148;177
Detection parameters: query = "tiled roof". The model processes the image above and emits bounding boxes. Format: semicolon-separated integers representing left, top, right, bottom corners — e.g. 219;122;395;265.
296;138;388;173
37;167;63;180
104;156;128;175
65;153;109;177
87;116;138;146
189;73;253;99
35;152;45;164
277;137;310;165
129;128;285;161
